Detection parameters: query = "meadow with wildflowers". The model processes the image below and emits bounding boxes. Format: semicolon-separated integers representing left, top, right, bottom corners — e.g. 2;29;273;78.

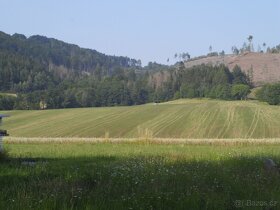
1;142;280;209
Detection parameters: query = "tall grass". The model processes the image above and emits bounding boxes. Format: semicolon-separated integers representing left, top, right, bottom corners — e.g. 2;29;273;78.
1;142;280;209
137;126;153;140
104;131;110;143
5;136;280;146
0;149;9;161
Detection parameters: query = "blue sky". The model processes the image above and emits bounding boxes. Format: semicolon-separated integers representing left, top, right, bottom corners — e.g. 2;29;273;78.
0;0;279;65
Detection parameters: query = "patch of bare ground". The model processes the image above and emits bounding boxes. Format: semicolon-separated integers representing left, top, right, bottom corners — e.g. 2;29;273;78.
184;52;280;86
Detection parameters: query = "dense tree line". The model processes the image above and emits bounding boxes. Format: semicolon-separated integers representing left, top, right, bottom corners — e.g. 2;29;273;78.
154;64;251;102
0;95;16;110
0;62;251;110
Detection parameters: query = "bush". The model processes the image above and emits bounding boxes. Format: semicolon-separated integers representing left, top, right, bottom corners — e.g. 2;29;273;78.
256;83;280;105
231;84;250;100
208;85;232;100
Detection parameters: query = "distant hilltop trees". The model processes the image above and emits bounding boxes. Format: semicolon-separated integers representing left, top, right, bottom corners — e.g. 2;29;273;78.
173;35;280;61
232;35;280;55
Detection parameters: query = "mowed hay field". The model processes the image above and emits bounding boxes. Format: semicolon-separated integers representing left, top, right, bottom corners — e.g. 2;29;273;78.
2;99;280;139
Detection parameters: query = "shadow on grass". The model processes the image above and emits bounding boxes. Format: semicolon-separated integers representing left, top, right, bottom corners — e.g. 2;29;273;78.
0;154;279;210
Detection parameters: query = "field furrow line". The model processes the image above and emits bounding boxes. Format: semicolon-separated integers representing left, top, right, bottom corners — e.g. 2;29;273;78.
152;107;192;136
245;107;259;139
216;105;234;138
187;107;213;138
248;108;261;138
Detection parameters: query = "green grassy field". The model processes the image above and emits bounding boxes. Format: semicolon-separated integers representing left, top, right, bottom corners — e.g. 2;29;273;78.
2;99;280;139
1;99;280;209
1;142;280;210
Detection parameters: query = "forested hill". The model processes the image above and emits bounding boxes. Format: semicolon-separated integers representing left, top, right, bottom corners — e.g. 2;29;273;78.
0;31;141;78
0;31;172;109
0;31;251;110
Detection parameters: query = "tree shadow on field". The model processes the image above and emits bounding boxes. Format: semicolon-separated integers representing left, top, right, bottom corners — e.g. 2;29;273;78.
0;154;280;210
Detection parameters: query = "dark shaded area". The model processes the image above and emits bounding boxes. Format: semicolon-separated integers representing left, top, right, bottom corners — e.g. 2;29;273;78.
0;154;279;210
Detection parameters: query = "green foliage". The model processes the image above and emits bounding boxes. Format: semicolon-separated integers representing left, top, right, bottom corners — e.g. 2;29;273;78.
209;85;232;100
256;83;280;105
0;95;16;110
142;62;170;72
231;84;250;100
158;64;249;101
173;91;181;99
180;84;196;98
232;65;250;85
0;31;140;75
0;31;158;109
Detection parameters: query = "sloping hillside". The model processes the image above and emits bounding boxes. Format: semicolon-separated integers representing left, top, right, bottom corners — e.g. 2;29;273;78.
2;99;280;139
184;52;280;86
0;31;141;78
